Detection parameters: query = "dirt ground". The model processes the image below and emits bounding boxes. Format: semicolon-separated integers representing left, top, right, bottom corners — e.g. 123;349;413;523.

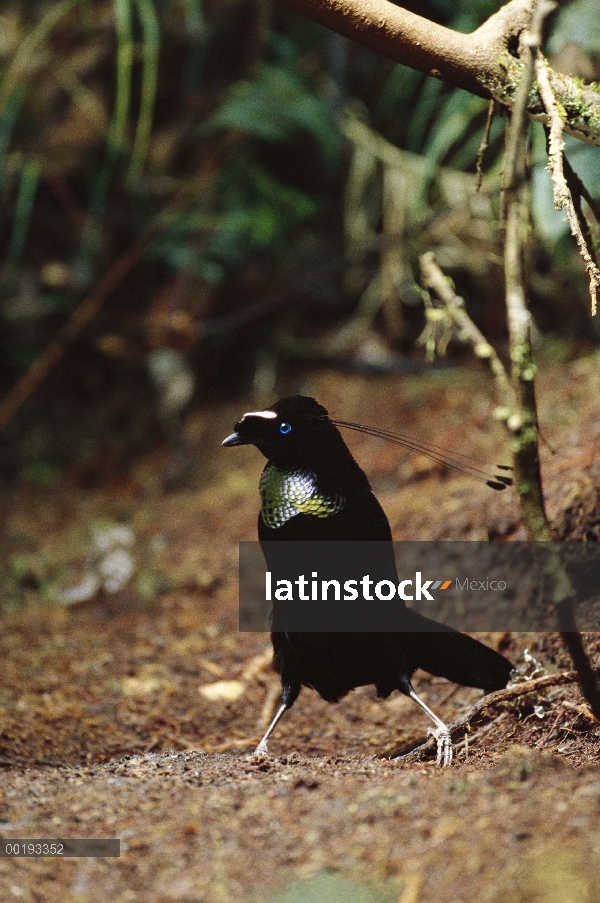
1;355;600;902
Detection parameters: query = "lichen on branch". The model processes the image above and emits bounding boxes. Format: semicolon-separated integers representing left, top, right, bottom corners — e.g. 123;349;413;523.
277;0;600;147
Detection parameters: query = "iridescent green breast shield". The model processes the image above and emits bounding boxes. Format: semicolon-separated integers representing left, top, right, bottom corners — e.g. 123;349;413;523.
259;464;346;529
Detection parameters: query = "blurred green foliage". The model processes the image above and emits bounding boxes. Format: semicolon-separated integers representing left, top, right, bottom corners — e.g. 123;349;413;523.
0;1;337;321
0;0;598;463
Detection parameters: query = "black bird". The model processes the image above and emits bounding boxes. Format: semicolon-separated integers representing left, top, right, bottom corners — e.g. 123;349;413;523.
222;395;513;764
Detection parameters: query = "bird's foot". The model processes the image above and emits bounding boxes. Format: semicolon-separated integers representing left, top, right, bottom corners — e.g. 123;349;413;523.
252;740;270;757
427;725;453;767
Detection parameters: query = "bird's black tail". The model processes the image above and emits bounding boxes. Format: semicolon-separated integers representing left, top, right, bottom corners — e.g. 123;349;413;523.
404;612;513;693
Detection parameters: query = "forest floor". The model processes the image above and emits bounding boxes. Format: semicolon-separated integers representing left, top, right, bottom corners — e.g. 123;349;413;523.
1;352;600;902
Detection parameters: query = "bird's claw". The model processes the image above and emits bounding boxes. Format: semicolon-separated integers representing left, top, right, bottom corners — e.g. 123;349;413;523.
427;725;453;767
253;740;269;757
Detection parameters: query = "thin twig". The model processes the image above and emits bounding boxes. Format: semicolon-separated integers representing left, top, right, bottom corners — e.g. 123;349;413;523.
535;53;600;315
419;251;515;410
563;159;597;271
476;100;499;192
0;233;155;433
0;146;226;432
502;0;553;542
561;699;596;721
563;154;600;226
536;706;564;748
501;1;546;217
455;712;510;755
204;737;262;754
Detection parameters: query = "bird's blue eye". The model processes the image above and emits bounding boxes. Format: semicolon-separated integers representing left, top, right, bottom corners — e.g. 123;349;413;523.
279;422;291;435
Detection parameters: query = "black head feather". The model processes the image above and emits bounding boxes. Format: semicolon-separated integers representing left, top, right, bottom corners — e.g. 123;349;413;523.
222;395;357;477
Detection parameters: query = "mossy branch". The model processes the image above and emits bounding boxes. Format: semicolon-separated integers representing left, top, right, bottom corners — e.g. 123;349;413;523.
502;0;552;543
277;0;600;147
500;0;600;720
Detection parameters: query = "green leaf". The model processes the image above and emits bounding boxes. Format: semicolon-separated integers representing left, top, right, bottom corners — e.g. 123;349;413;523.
207;64;340;168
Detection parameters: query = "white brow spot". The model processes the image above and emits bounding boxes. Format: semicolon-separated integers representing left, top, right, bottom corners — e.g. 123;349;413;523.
242;410;277;420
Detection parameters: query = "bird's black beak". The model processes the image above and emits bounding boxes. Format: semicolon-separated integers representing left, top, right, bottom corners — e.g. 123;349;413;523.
222;431;246;447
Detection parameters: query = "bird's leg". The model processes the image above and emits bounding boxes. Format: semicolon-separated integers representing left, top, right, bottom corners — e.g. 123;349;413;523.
408;688;453;767
253;703;288;756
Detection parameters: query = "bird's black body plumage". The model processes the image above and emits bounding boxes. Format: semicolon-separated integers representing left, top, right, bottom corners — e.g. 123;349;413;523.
223;395;513;761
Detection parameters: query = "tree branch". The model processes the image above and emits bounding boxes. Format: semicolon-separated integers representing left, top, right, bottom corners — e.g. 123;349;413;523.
499;0;600;720
277;0;600;146
501;0;552;542
419;251;515;410
535;54;600;315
